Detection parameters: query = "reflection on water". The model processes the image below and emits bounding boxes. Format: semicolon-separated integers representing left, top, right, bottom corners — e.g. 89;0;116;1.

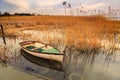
64;48;120;80
0;37;64;80
21;49;63;71
63;33;120;80
1;32;120;80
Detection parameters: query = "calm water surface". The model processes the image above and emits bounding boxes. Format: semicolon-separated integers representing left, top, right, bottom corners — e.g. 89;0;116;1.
0;33;120;80
0;37;64;80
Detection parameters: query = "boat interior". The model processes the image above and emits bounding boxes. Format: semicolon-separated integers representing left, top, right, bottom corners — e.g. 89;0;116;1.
22;42;60;54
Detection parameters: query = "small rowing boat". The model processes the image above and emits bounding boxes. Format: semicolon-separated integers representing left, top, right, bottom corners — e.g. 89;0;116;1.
19;41;63;62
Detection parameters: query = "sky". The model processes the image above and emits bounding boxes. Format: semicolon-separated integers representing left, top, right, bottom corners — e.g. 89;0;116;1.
0;0;120;15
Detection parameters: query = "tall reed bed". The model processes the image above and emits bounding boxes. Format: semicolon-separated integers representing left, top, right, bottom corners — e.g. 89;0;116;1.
0;15;120;80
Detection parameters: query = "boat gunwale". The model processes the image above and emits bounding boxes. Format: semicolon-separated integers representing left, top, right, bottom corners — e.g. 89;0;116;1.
19;41;63;55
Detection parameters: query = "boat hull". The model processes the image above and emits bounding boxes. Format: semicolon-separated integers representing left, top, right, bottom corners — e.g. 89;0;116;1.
20;41;63;62
22;48;63;62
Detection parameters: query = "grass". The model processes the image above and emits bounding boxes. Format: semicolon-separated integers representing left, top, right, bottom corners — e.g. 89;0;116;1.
0;15;120;79
0;15;120;49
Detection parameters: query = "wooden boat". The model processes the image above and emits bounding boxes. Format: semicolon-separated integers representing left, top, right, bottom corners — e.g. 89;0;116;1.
21;49;63;71
19;41;63;62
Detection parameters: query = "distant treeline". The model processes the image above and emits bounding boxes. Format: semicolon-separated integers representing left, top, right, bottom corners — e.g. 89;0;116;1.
14;12;35;16
0;11;39;17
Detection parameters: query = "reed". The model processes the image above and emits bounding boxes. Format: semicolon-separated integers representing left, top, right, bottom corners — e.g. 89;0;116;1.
0;15;120;80
0;15;120;52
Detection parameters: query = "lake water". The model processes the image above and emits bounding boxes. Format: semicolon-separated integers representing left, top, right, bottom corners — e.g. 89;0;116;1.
0;33;120;80
63;34;120;80
0;37;64;80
